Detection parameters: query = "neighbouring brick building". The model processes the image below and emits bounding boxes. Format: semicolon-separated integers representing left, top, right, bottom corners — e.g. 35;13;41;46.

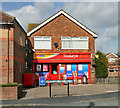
0;10;26;84
27;9;98;84
106;52;119;77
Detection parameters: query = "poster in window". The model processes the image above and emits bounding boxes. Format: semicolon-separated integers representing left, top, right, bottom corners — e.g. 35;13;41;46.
37;64;41;71
60;67;65;73
78;64;83;71
43;64;48;71
84;71;88;78
67;64;71;71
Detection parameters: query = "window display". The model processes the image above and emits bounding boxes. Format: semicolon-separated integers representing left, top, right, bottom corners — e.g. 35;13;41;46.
78;64;83;71
36;64;41;71
67;64;71;71
43;64;48;71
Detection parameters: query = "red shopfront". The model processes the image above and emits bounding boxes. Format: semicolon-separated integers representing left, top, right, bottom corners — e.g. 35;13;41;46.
33;52;91;84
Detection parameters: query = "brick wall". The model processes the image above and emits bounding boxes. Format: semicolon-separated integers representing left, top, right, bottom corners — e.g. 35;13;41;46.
0;21;26;84
0;84;23;100
14;21;26;84
28;14;96;83
107;54;119;77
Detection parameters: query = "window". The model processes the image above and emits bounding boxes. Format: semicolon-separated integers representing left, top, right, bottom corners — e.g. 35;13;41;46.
116;68;118;73
108;57;115;62
34;36;51;49
20;37;23;46
109;68;114;72
36;64;49;72
61;36;88;49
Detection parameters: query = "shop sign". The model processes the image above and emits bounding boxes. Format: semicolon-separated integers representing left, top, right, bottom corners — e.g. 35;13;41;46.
63;55;78;59
34;53;91;60
46;80;73;83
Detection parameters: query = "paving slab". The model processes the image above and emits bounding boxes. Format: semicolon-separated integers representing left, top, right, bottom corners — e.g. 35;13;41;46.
21;84;118;99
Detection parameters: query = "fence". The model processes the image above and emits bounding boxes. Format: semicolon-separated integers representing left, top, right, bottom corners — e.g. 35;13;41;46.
96;77;120;84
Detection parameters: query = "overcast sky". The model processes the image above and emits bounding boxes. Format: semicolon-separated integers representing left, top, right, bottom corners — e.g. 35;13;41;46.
1;1;119;54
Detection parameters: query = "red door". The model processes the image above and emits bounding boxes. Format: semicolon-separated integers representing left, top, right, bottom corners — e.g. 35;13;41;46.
50;64;59;80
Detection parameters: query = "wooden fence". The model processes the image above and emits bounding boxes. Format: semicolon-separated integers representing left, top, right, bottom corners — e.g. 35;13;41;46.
96;77;120;84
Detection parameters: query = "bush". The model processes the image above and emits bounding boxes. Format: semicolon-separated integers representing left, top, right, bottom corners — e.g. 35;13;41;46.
0;82;19;87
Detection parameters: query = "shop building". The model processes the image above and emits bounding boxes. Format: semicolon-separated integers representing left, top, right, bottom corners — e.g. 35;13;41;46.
0;10;26;84
27;9;98;84
106;52;119;77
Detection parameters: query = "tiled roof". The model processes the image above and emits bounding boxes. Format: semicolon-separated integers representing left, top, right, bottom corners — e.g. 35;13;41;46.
27;23;40;33
0;10;15;23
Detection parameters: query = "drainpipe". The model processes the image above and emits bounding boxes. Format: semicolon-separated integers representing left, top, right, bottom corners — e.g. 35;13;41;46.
7;26;9;84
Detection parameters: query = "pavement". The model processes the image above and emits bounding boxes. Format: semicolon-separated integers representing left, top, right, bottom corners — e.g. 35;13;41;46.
0;84;120;107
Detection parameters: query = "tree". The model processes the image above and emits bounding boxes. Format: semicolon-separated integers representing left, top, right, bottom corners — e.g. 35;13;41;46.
95;50;108;78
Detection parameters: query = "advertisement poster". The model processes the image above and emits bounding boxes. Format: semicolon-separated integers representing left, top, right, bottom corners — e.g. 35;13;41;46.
84;71;88;78
67;64;71;71
60;67;65;73
43;64;48;71
78;64;83;71
37;64;41;71
39;77;46;86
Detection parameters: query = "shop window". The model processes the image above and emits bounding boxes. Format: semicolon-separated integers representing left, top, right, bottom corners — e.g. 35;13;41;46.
116;68;118;73
61;36;88;49
36;64;49;72
109;68;114;72
34;36;51;49
67;64;71;71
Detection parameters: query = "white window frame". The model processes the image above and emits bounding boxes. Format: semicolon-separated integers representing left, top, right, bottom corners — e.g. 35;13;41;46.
109;68;114;73
108;57;116;62
116;68;118;73
61;36;89;49
34;36;51;49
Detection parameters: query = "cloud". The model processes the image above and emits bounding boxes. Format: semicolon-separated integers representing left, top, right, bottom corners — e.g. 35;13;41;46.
5;2;118;54
7;2;54;31
63;2;118;53
96;25;118;54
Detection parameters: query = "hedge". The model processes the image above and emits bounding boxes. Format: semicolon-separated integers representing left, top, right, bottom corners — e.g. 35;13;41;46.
0;82;19;87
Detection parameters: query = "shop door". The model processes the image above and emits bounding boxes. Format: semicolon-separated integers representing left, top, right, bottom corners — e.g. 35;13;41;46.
51;64;59;80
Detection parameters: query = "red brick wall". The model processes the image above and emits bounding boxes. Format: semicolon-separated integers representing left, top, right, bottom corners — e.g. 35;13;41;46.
1;86;17;100
0;84;23;100
28;15;96;83
0;21;26;84
107;54;119;77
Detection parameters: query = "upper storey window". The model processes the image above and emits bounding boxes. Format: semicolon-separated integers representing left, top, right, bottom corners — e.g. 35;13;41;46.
61;36;88;49
108;57;116;62
34;36;51;49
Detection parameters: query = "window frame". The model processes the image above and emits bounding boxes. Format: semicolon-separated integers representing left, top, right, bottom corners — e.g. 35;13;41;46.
34;36;51;49
116;68;118;73
109;68;114;73
61;36;89;49
35;64;49;72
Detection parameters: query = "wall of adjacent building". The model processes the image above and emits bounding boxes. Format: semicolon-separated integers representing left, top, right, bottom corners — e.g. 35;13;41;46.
0;21;26;84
